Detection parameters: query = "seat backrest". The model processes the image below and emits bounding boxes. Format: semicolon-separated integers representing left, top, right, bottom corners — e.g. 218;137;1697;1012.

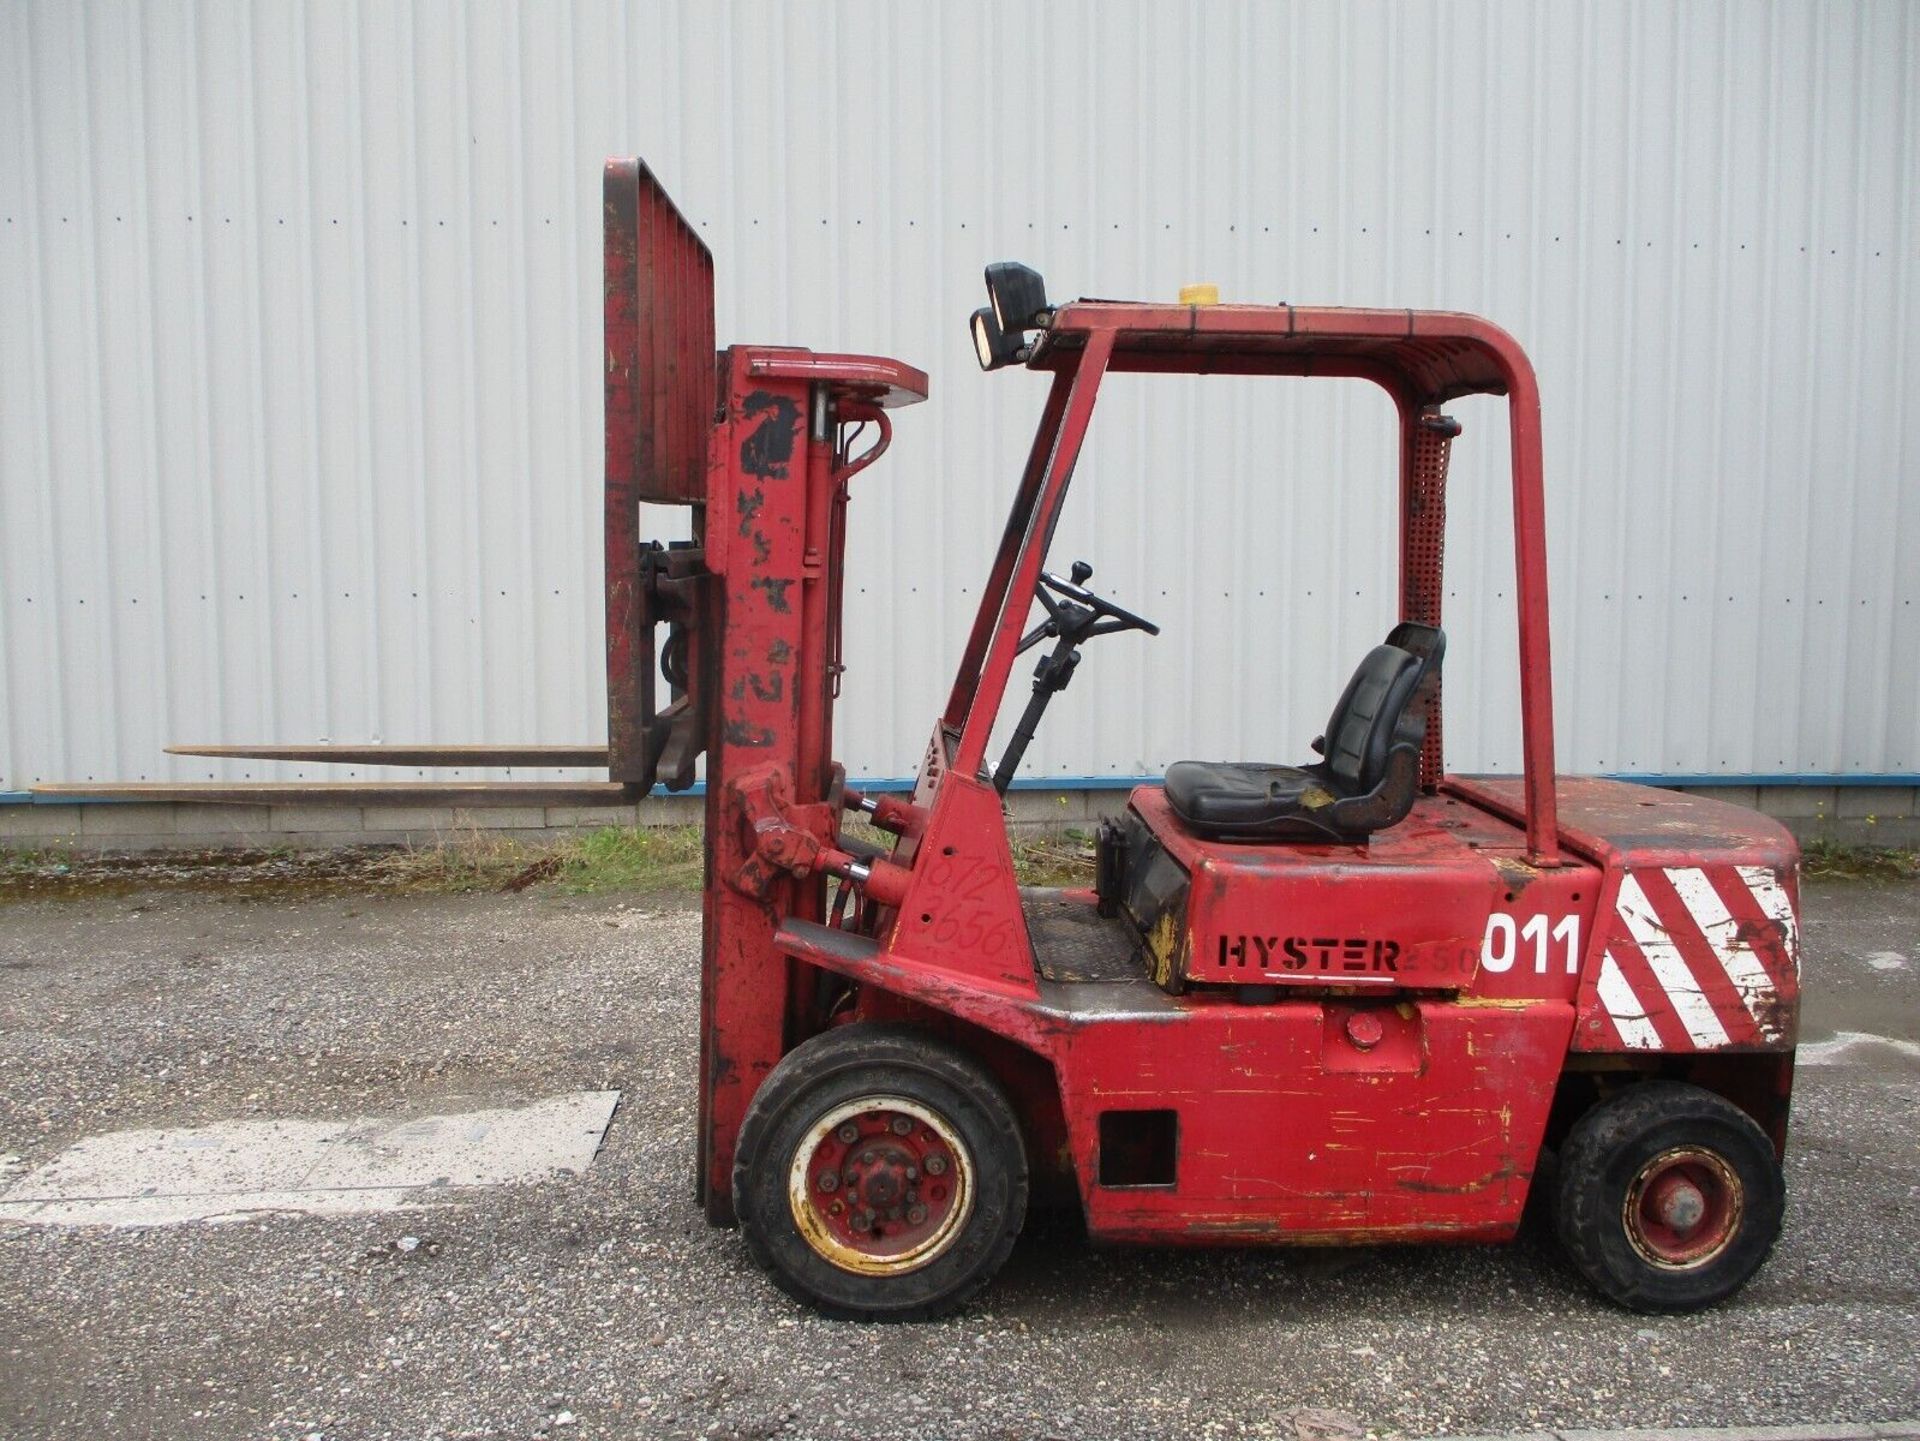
1322;647;1421;791
1322;624;1445;793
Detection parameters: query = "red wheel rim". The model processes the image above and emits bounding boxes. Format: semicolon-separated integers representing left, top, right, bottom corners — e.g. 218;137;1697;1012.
787;1097;973;1276
1623;1146;1743;1270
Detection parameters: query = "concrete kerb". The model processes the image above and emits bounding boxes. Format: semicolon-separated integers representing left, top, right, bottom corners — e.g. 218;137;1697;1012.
2;784;1916;853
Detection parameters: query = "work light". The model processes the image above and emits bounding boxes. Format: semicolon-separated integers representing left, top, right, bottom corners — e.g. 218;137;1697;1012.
970;306;1023;371
984;261;1049;333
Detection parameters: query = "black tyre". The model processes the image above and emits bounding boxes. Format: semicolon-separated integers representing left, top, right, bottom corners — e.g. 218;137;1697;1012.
1556;1080;1784;1312
731;1023;1028;1321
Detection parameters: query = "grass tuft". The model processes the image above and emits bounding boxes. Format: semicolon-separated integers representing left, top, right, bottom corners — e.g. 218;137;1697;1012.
555;825;706;894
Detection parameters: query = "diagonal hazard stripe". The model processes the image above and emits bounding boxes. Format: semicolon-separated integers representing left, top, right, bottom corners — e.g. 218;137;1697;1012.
1664;866;1786;1042
1596;950;1663;1049
1736;863;1801;978
1616;873;1730;1048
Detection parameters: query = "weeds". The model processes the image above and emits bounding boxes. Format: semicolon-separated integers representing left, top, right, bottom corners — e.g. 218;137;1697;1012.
1012;828;1097;887
378;828;548;894
2;819;1105;902
838;818;1097;887
0;826;710;903
299;825;708;897
1801;837;1919;881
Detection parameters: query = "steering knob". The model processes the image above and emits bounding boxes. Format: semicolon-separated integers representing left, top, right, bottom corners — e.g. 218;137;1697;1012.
1069;560;1093;585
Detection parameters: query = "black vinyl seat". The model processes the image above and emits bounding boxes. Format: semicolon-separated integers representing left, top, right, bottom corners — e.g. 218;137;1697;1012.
1164;624;1445;842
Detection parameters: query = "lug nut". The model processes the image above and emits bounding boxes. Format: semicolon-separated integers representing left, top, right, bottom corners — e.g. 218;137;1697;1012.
861;1150;875;1165
905;1166;918;1181
907;1204;928;1225
890;1116;912;1136
924;1155;947;1176
817;1172;838;1193
837;1123;859;1144
850;1210;872;1233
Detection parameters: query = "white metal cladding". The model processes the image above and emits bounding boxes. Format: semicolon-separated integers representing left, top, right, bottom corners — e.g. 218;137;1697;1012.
3;0;1917;795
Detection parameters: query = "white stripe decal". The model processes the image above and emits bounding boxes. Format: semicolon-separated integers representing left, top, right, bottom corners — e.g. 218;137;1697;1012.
1736;863;1801;977
1665;867;1784;1042
1596;951;1663;1049
1616;873;1731;1048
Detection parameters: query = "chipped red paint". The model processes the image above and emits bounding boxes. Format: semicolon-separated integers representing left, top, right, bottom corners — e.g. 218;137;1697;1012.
693;346;930;1220
585;160;1801;1248
1447;777;1802;1057
1132;787;1497;990
774;909;1574;1243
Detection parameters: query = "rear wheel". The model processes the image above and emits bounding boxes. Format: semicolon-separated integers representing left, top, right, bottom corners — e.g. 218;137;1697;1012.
1556;1080;1784;1312
732;1023;1028;1321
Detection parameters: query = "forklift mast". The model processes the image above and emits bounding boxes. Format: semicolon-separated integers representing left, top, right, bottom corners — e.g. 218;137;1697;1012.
599;162;928;1216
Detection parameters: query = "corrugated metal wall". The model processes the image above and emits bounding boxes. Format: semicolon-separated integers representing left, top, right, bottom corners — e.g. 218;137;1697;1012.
3;0;1916;794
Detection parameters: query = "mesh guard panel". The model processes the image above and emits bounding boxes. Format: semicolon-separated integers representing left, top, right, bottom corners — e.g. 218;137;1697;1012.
1402;409;1457;791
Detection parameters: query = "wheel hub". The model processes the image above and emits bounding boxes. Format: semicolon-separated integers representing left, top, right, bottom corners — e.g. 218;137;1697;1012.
1624;1146;1742;1270
1649;1172;1707;1233
788;1097;972;1276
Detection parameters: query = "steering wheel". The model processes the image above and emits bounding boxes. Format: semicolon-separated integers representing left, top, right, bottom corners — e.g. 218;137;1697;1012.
1019;561;1161;653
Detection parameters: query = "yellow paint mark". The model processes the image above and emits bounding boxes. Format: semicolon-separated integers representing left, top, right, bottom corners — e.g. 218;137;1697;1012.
1145;909;1183;988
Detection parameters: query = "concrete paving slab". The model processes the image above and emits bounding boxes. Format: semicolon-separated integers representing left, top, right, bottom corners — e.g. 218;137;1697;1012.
0;1091;619;1226
1795;1030;1920;1068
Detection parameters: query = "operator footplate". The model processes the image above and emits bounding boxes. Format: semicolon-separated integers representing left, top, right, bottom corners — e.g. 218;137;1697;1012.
1021;889;1143;984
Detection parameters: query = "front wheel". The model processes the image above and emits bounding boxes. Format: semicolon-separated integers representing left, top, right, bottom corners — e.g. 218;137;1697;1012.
1555;1080;1785;1312
732;1023;1028;1321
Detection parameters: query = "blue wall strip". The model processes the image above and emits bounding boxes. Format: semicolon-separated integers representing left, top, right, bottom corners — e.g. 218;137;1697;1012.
5;773;1919;808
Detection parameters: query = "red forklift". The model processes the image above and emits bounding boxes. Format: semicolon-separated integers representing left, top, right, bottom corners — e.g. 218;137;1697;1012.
45;160;1804;1321
585;163;1804;1321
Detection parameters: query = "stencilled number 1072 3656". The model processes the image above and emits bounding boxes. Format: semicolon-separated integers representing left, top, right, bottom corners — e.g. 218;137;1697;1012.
1481;913;1580;973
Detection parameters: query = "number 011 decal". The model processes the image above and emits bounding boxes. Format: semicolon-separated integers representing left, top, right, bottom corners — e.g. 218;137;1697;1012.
1482;913;1580;974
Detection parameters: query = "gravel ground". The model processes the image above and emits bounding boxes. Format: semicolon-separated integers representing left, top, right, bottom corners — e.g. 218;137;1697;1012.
1;875;1916;1440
